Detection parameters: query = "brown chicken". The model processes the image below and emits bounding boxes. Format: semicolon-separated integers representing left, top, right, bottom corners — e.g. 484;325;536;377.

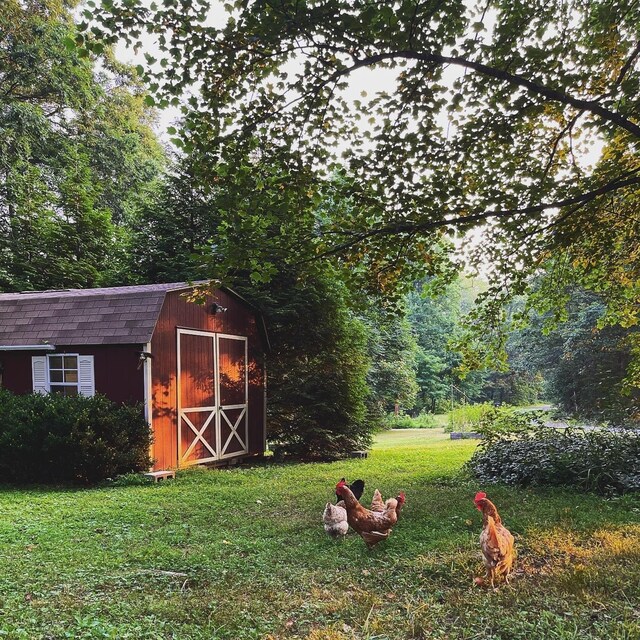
336;480;399;547
474;492;516;587
371;489;406;520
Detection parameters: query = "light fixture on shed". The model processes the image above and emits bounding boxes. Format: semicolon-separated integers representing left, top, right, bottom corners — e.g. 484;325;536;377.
137;350;154;370
210;302;227;314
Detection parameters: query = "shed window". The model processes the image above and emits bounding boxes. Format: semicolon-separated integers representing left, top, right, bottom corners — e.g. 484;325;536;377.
48;355;79;396
31;354;95;397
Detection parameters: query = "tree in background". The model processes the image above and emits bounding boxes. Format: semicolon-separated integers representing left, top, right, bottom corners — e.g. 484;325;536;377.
363;307;419;420
508;288;639;424
239;269;372;459
407;281;461;413
404;275;546;411
0;0;164;292
131;146;380;457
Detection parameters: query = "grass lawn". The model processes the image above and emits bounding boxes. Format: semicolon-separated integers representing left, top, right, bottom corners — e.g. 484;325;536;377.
0;429;638;639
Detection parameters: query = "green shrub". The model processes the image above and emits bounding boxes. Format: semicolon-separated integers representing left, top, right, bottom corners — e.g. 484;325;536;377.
383;413;437;429
0;390;152;485
445;402;494;432
468;414;640;494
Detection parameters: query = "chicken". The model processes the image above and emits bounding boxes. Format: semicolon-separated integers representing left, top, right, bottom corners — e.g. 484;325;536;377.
336;478;365;503
395;492;406;520
322;501;348;538
474;492;515;587
370;488;385;512
336;480;399;548
371;489;406;520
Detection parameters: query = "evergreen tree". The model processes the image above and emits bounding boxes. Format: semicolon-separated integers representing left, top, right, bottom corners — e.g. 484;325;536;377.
131;149;376;457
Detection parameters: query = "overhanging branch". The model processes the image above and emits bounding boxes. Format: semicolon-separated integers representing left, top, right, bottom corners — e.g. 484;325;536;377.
329;50;640;139
310;172;640;261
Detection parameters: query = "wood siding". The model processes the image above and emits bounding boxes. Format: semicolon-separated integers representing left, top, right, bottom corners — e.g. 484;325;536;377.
0;345;144;404
150;289;265;470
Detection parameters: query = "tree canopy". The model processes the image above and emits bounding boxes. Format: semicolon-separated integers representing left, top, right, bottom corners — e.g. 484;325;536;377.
0;0;165;291
87;1;639;301
508;287;639;423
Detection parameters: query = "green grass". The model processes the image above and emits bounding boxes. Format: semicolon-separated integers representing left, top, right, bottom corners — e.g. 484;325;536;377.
431;413;449;429
0;429;638;639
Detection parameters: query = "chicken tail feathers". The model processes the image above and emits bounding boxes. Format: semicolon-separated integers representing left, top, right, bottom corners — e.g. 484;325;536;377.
487;515;500;548
371;489;385;512
350;479;365;501
336;478;365;503
360;529;390;547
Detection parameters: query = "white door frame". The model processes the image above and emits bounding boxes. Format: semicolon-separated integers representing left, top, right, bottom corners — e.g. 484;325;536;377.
177;329;249;466
177;328;218;466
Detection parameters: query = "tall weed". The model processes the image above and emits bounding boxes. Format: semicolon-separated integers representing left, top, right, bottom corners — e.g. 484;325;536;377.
383;413;438;429
446;402;493;432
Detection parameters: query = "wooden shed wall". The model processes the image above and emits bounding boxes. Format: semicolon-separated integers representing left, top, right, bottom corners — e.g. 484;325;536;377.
0;345;144;404
150;289;265;470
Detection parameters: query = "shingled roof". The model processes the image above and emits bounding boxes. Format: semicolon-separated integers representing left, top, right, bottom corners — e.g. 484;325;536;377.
0;282;199;347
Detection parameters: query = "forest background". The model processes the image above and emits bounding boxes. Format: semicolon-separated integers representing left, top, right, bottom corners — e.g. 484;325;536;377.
1;0;638;458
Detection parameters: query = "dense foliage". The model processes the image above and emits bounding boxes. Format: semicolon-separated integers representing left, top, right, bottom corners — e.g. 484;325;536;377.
87;0;640;364
363;306;420;419
244;270;373;459
509;288;640;424
468;409;640;494
131;152;381;458
0;0;165;292
0;390;151;484
407;278;543;412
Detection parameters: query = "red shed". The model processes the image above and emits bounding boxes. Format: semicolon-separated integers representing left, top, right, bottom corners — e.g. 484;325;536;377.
0;283;268;470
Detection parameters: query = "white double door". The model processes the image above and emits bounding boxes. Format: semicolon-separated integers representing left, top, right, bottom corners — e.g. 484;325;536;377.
177;329;248;466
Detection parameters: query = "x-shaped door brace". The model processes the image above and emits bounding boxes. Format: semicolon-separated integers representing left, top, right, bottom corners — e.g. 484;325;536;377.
180;410;217;462
220;407;247;456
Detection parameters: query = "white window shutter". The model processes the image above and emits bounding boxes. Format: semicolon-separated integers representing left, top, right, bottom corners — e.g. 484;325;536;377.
32;356;48;394
77;355;95;397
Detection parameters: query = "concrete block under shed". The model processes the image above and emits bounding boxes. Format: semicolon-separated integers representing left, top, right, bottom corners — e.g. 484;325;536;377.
144;470;175;482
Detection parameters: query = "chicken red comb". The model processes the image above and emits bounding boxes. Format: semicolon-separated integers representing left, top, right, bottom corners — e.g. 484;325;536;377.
336;479;347;489
474;492;487;503
397;491;406;504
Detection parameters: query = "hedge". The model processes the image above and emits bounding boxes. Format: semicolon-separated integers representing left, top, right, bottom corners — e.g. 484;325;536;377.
0;390;152;484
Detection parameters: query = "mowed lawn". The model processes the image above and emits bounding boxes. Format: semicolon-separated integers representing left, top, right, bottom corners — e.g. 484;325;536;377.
0;430;638;639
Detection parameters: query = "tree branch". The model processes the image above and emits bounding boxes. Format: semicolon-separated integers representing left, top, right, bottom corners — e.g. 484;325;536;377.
310;172;640;261
606;39;640;99
540;112;582;185
328;50;640;139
